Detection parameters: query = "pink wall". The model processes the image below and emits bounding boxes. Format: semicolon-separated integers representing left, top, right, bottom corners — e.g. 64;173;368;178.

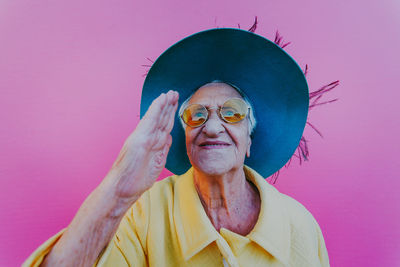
1;0;399;266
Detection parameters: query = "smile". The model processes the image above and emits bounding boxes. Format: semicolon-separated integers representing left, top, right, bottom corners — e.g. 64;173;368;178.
199;141;231;149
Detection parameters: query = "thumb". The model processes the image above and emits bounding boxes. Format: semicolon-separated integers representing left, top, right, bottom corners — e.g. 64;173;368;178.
154;135;172;168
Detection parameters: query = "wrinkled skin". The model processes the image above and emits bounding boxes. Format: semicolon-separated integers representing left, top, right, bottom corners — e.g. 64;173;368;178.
185;83;252;176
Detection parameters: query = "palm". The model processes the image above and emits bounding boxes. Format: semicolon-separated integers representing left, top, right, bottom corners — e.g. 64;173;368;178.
110;91;179;197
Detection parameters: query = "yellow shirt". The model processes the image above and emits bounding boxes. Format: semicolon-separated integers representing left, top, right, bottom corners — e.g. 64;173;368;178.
23;166;329;267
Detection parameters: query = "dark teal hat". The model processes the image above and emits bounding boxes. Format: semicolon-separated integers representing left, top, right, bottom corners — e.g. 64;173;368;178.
140;28;309;178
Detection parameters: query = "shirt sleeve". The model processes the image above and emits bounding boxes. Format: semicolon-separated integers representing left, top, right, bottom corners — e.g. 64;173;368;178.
22;191;151;267
316;223;330;267
22;229;66;267
94;218;148;267
95;192;151;267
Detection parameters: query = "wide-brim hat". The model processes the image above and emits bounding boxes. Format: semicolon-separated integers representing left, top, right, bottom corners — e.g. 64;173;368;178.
140;28;309;178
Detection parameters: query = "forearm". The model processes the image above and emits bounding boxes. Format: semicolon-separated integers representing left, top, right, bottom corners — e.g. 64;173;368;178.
41;172;141;267
39;91;178;267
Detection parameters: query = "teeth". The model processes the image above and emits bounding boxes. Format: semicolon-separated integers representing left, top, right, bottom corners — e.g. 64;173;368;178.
203;144;228;146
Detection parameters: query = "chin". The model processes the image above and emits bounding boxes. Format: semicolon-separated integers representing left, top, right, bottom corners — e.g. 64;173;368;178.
193;159;234;176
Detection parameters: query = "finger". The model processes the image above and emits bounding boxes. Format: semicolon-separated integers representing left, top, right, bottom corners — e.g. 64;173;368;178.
167;90;179;105
140;91;178;134
166;91;179;128
158;91;173;129
171;91;179;105
158;92;177;133
165;134;172;148
161;134;173;163
140;93;169;132
159;91;179;130
153;134;173;169
165;100;178;133
144;90;178;121
146;93;167;121
153;128;172;150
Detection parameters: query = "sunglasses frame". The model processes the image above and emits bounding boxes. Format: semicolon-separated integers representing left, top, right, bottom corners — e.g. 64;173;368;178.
180;97;250;128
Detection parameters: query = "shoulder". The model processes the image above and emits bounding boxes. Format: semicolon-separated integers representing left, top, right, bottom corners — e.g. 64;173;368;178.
127;174;181;224
266;185;329;265
149;175;179;197
116;175;180;250
279;191;318;226
129;174;179;214
271;188;324;250
247;165;321;233
274;190;329;265
275;188;321;233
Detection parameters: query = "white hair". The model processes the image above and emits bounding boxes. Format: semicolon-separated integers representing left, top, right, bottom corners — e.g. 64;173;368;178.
178;80;257;136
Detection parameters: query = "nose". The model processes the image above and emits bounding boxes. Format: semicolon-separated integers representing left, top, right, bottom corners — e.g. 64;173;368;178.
202;109;225;136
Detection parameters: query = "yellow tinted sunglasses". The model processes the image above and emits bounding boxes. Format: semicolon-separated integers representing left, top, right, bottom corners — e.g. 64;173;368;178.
180;98;250;128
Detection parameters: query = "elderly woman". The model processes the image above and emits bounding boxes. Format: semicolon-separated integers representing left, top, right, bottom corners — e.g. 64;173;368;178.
24;29;329;267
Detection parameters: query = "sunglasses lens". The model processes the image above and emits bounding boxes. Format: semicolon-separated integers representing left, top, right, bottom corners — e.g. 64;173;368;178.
220;98;248;123
182;104;208;127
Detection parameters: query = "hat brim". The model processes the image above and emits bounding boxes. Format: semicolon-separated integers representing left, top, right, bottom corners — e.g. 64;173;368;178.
140;28;309;178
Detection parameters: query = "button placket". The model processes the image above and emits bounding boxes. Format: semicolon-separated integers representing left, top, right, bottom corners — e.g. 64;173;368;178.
215;237;239;267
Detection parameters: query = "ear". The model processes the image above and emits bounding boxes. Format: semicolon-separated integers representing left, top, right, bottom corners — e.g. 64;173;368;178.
246;138;252;158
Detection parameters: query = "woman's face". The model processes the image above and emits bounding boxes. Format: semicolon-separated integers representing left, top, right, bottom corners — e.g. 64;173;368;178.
185;83;252;176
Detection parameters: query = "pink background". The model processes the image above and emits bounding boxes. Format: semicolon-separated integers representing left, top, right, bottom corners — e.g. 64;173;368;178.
1;0;399;266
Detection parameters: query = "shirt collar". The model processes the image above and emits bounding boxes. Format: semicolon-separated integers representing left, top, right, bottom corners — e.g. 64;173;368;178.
173;166;291;265
244;166;291;265
173;168;219;261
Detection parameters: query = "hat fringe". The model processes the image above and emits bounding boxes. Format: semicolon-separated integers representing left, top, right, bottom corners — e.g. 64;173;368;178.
274;30;291;49
244;18;338;184
248;16;258;33
142;57;154;77
268;78;339;184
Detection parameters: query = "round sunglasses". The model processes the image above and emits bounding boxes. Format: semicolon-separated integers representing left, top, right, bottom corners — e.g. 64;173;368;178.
180;98;250;128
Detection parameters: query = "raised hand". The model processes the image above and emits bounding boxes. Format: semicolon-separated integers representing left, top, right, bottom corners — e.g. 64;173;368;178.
38;91;179;267
105;90;179;200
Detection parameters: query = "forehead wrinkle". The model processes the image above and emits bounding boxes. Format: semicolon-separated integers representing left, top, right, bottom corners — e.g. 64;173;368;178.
189;83;244;107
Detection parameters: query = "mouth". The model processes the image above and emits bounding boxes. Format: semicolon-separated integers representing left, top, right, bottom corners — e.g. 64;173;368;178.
199;141;231;149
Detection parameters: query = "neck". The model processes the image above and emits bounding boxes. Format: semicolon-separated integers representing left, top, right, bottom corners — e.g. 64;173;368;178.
193;167;247;212
193;166;261;235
